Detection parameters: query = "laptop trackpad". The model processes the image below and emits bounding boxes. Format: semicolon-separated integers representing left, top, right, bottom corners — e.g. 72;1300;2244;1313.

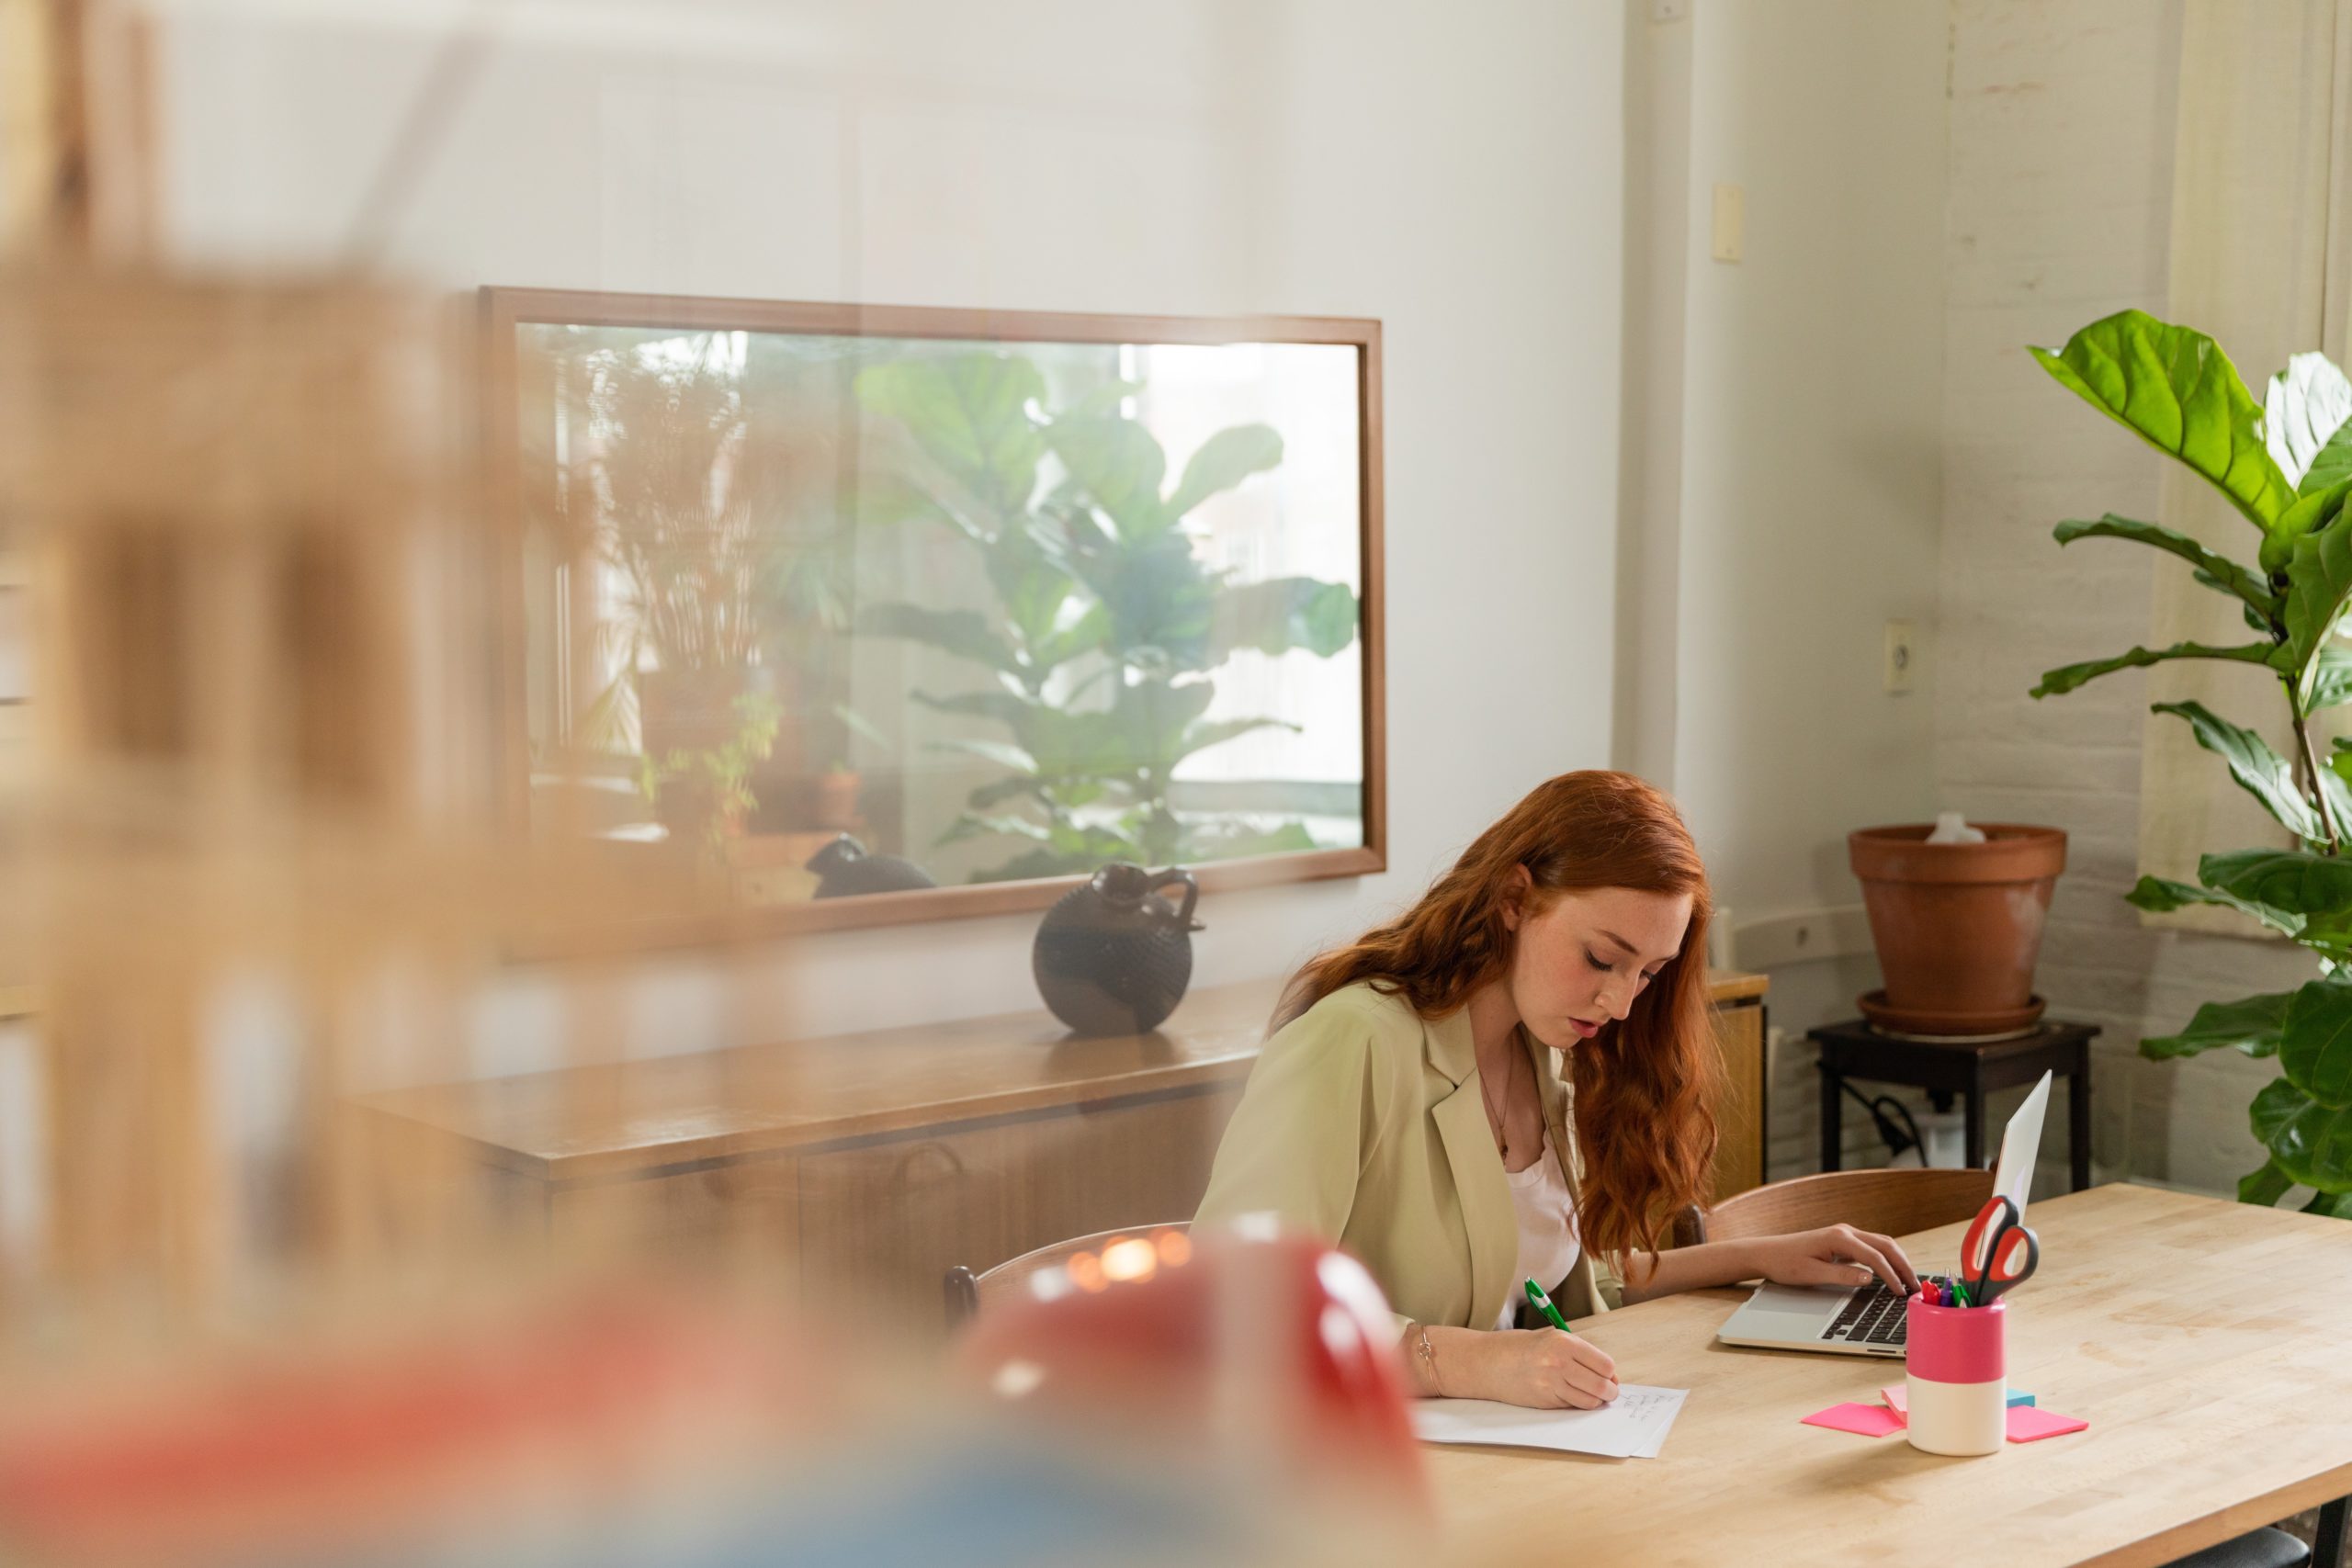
1749;1282;1847;1313
1744;1282;1849;1326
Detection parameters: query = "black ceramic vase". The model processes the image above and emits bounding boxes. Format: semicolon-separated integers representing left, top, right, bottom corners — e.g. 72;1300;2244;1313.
1032;863;1204;1035
806;834;938;898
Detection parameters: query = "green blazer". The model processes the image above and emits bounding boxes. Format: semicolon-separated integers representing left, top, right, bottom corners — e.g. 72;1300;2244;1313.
1194;980;1623;1332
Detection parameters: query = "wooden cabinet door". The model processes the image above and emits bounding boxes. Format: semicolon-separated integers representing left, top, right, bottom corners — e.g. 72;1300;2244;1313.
794;1083;1242;1330
547;1155;801;1274
1710;1001;1766;1202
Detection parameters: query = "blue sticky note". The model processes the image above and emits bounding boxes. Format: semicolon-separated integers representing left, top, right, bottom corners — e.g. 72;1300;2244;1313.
2006;1391;2035;1408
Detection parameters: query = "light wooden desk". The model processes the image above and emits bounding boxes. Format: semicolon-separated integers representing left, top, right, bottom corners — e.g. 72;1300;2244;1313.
1431;1184;2351;1568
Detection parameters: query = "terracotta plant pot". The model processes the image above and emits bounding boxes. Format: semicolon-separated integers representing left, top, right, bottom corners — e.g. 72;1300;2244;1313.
809;769;862;831
1848;823;2067;1037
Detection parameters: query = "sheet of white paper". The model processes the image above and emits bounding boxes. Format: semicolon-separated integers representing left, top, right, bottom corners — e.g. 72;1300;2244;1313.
1410;1385;1689;1459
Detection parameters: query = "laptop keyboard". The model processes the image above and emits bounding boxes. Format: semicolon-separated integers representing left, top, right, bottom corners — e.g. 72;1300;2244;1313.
1821;1280;1922;1348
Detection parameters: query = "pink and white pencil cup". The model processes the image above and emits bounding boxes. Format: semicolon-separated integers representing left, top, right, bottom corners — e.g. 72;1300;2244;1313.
1905;1294;2005;1455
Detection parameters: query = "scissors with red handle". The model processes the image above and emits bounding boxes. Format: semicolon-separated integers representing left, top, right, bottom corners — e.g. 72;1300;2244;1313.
1961;1194;2040;1306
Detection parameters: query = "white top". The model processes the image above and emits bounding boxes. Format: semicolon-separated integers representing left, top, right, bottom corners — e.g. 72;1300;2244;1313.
1496;1129;1581;1330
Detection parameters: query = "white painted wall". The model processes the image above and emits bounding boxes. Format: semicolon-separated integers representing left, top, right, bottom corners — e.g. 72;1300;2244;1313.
152;0;1629;1056
1938;0;2313;1198
1619;0;1951;1178
1673;0;1948;923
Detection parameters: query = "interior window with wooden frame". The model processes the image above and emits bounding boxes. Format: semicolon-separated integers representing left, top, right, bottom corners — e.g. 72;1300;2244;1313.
483;289;1385;936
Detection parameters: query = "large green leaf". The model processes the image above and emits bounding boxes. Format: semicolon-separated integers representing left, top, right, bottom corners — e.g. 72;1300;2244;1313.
2030;640;2277;698
1173;715;1299;766
2151;701;2318;840
1046;415;1170;537
1182;818;1321;860
2277;513;2352;682
2238;1158;2294;1206
2306;430;2352;498
855;354;1046;521
1030;603;1112;671
964;772;1050;810
1210;577;1360;661
2306;1188;2352;1215
859;603;1019;675
2140;990;2292;1061
926;737;1038;775
2125;874;2303;937
2324;764;2352;851
937;809;1057;846
2263;351;2352;489
1165;424;1283;519
1060;378;1145;418
1106;677;1219;775
2261;474;2352;573
2054;514;2277;614
2251;1075;2352;1190
2281;977;2352;1106
912;686;1046;736
2030;310;2297;530
852;465;981;542
2305;646;2352;712
1059;524;1220;668
978;519;1080;660
2199;848;2352;919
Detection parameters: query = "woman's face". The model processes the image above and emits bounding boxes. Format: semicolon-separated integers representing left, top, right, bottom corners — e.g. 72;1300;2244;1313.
1501;879;1693;1053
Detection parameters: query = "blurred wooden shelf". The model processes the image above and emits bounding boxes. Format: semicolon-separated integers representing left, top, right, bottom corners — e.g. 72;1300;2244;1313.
361;976;1284;1187
357;968;1766;1326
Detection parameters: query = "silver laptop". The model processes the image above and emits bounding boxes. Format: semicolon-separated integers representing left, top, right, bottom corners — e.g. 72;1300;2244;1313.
1714;1070;2050;1358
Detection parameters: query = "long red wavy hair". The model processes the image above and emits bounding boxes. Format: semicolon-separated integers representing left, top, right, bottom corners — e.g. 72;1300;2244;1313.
1278;770;1721;1266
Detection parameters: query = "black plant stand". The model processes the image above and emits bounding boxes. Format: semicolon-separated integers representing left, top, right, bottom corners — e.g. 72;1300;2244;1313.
1809;1018;2098;1190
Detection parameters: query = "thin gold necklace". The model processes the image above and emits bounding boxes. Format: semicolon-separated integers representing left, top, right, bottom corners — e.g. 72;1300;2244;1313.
1479;1042;1516;1151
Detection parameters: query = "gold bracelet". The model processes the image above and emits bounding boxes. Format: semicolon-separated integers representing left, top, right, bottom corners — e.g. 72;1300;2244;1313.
1412;1322;1440;1394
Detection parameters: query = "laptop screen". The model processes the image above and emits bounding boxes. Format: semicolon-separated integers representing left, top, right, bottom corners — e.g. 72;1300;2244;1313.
1990;1070;2052;1213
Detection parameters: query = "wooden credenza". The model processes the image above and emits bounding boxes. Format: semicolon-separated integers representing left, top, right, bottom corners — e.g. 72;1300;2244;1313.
360;971;1765;1328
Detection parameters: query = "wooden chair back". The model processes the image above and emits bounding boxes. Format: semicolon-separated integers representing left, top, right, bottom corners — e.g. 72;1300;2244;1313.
944;1223;1193;1329
1671;1168;1995;1251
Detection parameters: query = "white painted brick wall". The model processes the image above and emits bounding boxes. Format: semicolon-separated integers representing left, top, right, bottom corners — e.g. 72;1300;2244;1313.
1937;0;2317;1201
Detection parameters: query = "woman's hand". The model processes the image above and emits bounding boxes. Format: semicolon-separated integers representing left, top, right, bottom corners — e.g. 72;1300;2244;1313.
1747;1224;1918;1294
1458;1328;1621;1409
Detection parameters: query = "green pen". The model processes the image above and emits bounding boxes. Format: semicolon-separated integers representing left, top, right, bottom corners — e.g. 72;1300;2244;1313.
1952;1279;1972;1308
1524;1278;1575;1334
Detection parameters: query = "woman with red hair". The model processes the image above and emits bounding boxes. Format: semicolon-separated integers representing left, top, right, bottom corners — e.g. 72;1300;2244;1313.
1195;771;1917;1409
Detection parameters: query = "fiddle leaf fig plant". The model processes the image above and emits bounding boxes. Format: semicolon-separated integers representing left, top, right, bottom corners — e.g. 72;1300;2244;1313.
2030;308;2352;1218
854;351;1358;881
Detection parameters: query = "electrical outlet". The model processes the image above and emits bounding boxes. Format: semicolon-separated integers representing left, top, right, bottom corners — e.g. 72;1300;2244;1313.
1884;619;1917;694
1711;184;1744;263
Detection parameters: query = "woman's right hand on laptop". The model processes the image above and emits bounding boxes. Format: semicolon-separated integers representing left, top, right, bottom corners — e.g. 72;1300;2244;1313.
1747;1224;1919;1296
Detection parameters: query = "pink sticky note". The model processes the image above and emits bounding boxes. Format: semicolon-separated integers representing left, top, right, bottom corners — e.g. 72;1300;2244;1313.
2007;1406;2088;1442
1803;1401;1908;1438
1880;1383;1908;1415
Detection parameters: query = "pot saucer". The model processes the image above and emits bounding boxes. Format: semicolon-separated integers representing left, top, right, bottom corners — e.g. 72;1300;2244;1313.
1857;989;2045;1043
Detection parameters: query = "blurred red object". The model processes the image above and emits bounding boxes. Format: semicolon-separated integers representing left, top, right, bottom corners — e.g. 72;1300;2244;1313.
0;1287;822;1565
954;1227;1425;1509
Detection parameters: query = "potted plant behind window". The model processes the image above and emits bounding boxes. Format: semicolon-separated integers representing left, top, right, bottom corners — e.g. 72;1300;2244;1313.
2025;308;2352;1220
559;332;837;853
